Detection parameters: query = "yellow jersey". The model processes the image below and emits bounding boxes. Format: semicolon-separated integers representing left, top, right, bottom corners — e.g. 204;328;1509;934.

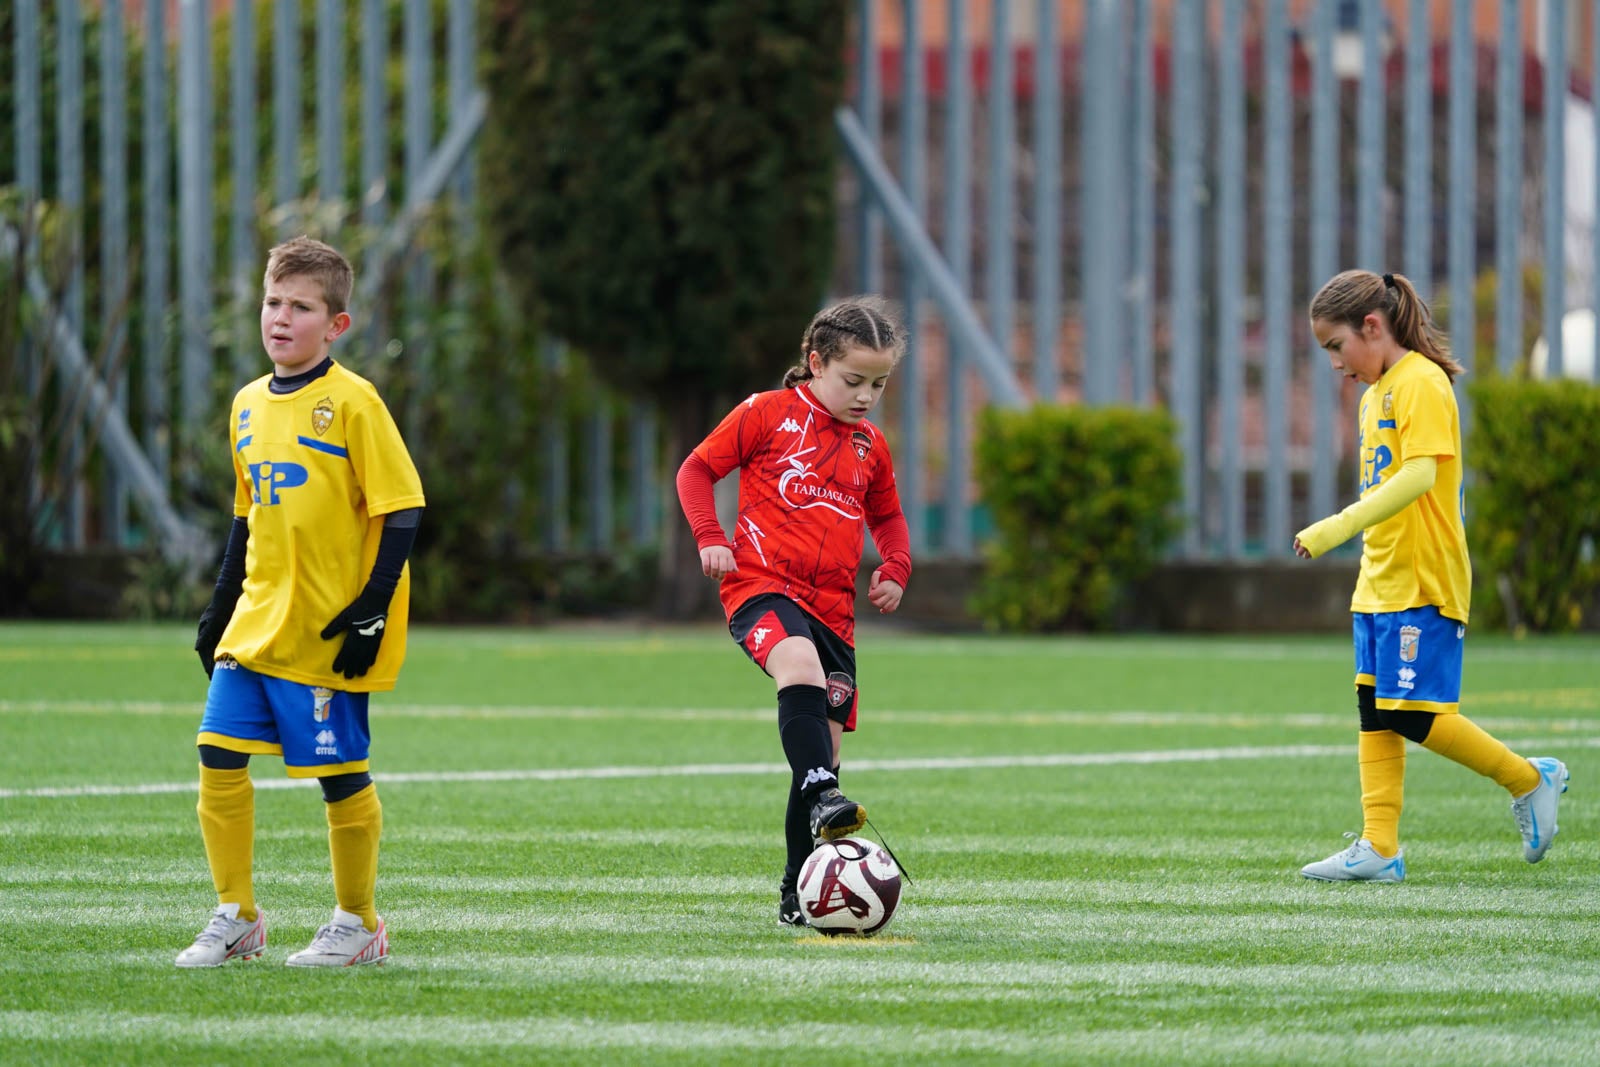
1350;351;1471;623
217;363;426;690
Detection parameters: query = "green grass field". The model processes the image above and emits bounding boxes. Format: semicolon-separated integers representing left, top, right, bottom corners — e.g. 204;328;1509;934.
1;621;1597;1065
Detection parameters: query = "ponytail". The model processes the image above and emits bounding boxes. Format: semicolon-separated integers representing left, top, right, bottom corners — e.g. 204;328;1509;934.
1310;270;1463;381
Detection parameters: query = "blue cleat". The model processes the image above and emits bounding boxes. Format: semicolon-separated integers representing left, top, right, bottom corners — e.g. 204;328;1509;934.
1512;757;1569;863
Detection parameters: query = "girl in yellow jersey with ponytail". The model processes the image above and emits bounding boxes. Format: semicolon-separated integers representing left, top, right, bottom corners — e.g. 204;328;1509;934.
1295;269;1568;882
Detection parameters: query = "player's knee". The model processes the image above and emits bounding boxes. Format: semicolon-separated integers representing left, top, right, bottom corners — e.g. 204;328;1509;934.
767;636;825;688
319;771;372;803
1376;706;1434;744
198;744;251;770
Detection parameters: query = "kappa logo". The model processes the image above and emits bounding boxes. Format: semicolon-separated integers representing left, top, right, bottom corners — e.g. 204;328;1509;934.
799;767;837;791
778;417;803;433
750;626;771;649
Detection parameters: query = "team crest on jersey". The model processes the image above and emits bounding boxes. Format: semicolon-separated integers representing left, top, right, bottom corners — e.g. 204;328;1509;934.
851;429;873;461
825;670;855;708
312;686;334;722
1382;391;1394;419
1398;624;1421;663
311;397;335;436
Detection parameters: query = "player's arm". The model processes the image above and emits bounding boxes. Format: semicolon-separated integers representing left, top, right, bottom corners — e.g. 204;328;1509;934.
320;506;423;679
1294;455;1438;559
195;516;249;678
864;444;912;613
676;398;764;580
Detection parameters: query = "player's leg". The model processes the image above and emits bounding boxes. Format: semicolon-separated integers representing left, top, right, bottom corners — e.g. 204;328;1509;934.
1385;609;1569;861
1303;615;1405;882
178;659;276;966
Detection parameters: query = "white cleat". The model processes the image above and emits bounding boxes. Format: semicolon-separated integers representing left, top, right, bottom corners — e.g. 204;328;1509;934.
175;903;267;967
1512;757;1569;863
1300;834;1406;883
285;908;388;967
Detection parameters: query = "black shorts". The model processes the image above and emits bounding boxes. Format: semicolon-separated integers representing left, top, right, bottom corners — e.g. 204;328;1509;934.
729;593;859;731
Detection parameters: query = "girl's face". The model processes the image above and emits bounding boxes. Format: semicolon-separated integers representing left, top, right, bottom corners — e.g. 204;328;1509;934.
261;274;349;376
1312;313;1391;386
807;343;896;424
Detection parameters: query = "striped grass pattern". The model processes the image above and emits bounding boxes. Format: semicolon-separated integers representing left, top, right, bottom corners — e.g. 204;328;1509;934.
1;623;1597;1065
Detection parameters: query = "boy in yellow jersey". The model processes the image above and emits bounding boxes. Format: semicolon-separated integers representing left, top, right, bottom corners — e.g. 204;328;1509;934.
176;236;425;966
1294;269;1567;883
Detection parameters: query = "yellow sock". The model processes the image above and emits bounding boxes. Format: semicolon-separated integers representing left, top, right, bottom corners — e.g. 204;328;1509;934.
196;765;256;922
327;783;383;931
1421;714;1540;795
1357;731;1406;857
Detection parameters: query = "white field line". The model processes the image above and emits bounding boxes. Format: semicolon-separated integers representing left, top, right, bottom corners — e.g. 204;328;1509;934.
4;698;1599;730
5;736;1598;800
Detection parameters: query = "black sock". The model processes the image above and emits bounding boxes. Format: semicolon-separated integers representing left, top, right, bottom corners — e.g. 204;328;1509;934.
777;684;837;805
782;777;811;890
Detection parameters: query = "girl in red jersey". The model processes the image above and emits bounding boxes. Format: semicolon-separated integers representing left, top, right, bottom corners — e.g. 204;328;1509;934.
676;296;913;928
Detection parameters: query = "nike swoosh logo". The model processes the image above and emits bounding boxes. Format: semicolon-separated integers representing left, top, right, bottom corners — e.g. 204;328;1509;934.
225;932;249;951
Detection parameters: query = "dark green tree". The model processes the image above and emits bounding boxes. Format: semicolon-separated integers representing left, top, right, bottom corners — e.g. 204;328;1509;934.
480;0;848;613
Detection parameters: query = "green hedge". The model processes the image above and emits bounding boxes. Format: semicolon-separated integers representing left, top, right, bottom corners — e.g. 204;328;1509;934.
972;405;1182;631
1467;378;1600;632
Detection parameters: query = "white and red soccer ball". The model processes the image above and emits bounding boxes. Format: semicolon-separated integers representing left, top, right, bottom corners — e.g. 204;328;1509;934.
796;837;902;935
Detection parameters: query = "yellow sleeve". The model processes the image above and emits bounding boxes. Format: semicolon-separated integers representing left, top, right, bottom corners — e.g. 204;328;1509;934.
1295;455;1438;559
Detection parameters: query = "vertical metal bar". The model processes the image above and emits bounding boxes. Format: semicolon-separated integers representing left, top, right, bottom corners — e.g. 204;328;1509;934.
449;0;477;212
1544;0;1568;377
1215;0;1244;557
943;0;972;556
1404;0;1432;293
1263;0;1291;557
1128;0;1155;408
900;0;926;554
857;0;882;292
405;0;433;445
987;0;1014;367
1449;0;1476;379
1309;0;1339;526
102;0;130;545
231;0;258;383
1593;0;1600;381
273;0;300;213
541;341;569;552
1033;0;1060;402
629;400;656;546
1357;0;1385;272
59;0;87;546
1496;0;1523;374
362;0;388;229
178;0;213;481
318;0;346;205
587;409;614;552
142;0;170;489
16;0;42;198
1169;0;1204;556
1082;0;1123;406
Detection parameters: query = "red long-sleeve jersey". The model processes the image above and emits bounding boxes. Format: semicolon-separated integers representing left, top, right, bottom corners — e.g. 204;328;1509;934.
677;384;912;647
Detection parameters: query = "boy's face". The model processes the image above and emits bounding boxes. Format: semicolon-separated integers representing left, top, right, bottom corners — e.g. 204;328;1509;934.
261;274;350;376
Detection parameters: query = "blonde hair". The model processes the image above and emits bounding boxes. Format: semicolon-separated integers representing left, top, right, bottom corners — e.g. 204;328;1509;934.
783;295;907;388
1309;269;1463;381
264;235;354;315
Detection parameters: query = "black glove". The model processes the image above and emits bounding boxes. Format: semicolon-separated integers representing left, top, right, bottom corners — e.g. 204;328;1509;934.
320;585;394;679
195;587;241;679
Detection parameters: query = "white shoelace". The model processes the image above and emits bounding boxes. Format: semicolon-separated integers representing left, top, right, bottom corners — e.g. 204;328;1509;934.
190;910;236;947
304;921;363;954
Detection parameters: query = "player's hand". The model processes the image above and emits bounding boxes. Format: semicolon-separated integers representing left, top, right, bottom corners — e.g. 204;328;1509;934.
1293;536;1311;559
320;585;393;679
700;545;737;580
868;570;903;614
194;589;239;679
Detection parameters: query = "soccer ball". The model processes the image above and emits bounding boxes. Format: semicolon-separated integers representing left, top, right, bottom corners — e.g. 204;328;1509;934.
796;837;902;935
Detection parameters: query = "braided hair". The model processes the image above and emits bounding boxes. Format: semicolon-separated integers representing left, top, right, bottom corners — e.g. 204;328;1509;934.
784;295;907;388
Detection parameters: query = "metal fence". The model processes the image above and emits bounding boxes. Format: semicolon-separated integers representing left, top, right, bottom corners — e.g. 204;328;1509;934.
842;0;1600;561
6;0;1600;572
